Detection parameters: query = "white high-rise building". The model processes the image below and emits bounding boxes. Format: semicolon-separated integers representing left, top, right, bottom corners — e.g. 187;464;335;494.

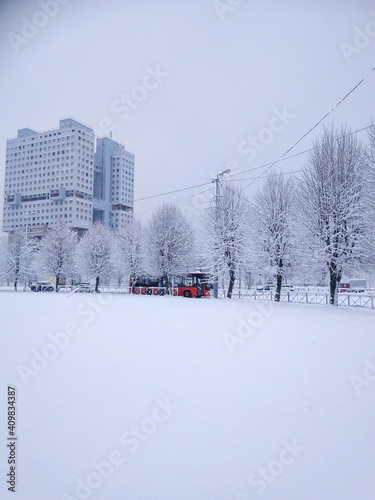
94;137;135;230
2;118;134;236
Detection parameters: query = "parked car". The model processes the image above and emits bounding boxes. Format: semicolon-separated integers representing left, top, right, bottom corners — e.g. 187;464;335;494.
30;281;54;292
282;284;295;292
73;282;96;293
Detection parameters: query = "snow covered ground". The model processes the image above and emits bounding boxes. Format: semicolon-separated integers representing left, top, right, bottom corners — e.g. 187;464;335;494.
1;292;375;500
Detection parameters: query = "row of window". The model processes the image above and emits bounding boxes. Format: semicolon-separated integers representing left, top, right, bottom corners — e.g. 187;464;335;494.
7;143;94;156
3;213;92;228
9;127;93;143
7;148;93;163
6;198;91;209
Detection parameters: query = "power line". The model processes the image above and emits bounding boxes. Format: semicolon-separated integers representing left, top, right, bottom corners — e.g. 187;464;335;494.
241;67;375;192
229;169;301;182
133;123;373;208
135;185;215;215
134;181;212;203
134;66;374;207
228;124;373;179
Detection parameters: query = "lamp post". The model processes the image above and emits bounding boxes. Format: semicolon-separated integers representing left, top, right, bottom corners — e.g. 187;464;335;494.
211;168;231;298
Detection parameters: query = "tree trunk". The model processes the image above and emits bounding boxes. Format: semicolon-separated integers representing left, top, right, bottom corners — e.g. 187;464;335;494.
95;276;100;293
275;272;282;302
55;274;60;292
274;258;283;302
165;275;170;295
130;274;136;294
227;269;235;298
14;259;20;292
329;263;341;306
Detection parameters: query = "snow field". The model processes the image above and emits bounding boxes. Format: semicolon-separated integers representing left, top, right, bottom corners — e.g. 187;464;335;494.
1;293;375;500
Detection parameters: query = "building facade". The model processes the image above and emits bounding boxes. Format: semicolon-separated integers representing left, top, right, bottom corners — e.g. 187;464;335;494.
2;118;134;236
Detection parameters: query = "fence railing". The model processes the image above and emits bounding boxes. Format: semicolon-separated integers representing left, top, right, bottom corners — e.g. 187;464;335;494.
219;289;375;309
99;286;130;294
2;282;373;309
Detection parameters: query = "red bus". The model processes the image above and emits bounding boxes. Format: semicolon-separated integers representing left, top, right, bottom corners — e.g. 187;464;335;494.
131;272;212;298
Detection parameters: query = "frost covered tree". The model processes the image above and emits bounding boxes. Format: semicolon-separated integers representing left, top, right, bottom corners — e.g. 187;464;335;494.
147;203;194;293
298;126;369;305
2;231;35;291
251;171;294;301
33;220;78;291
76;223;114;292
202;182;248;298
365;120;375;211
115;219;144;292
0;239;7;284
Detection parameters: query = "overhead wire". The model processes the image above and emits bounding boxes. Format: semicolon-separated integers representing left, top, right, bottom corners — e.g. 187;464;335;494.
133;123;373;207
227;124;373;179
241;67;375;192
135;185;215;216
134;181;212;202
132;68;374;207
228;169;302;182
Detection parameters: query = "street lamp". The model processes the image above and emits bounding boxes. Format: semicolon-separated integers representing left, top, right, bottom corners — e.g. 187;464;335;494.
211;168;231;298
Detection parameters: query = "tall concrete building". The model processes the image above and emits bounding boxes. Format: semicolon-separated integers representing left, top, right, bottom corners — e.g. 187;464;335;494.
94;137;135;230
2;118;134;236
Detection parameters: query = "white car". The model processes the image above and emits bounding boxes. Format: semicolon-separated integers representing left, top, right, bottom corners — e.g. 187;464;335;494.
74;283;97;293
282;284;295;292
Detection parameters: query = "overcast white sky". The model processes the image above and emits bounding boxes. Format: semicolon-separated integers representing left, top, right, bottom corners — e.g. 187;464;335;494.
0;0;374;229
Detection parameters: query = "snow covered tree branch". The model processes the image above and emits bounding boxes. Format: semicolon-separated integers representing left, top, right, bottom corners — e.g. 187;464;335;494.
251;171;294;301
114;219;144;291
76;223;114;292
201;182;249;298
33;220;77;291
297;126;370;305
147;203;194;293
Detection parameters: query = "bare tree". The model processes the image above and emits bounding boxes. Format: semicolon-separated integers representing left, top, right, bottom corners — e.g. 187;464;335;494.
365;120;375;211
298;126;369;305
251;171;294;301
76;223;114;292
202;182;248;298
33;220;77;291
147;204;194;294
367;119;375;165
2;231;35;291
115;219;144;292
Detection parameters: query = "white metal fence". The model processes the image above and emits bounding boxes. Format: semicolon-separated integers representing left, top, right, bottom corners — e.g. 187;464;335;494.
219;289;375;309
2;283;374;309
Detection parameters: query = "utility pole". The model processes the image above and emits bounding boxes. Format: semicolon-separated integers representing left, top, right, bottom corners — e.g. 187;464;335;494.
212;168;231;298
